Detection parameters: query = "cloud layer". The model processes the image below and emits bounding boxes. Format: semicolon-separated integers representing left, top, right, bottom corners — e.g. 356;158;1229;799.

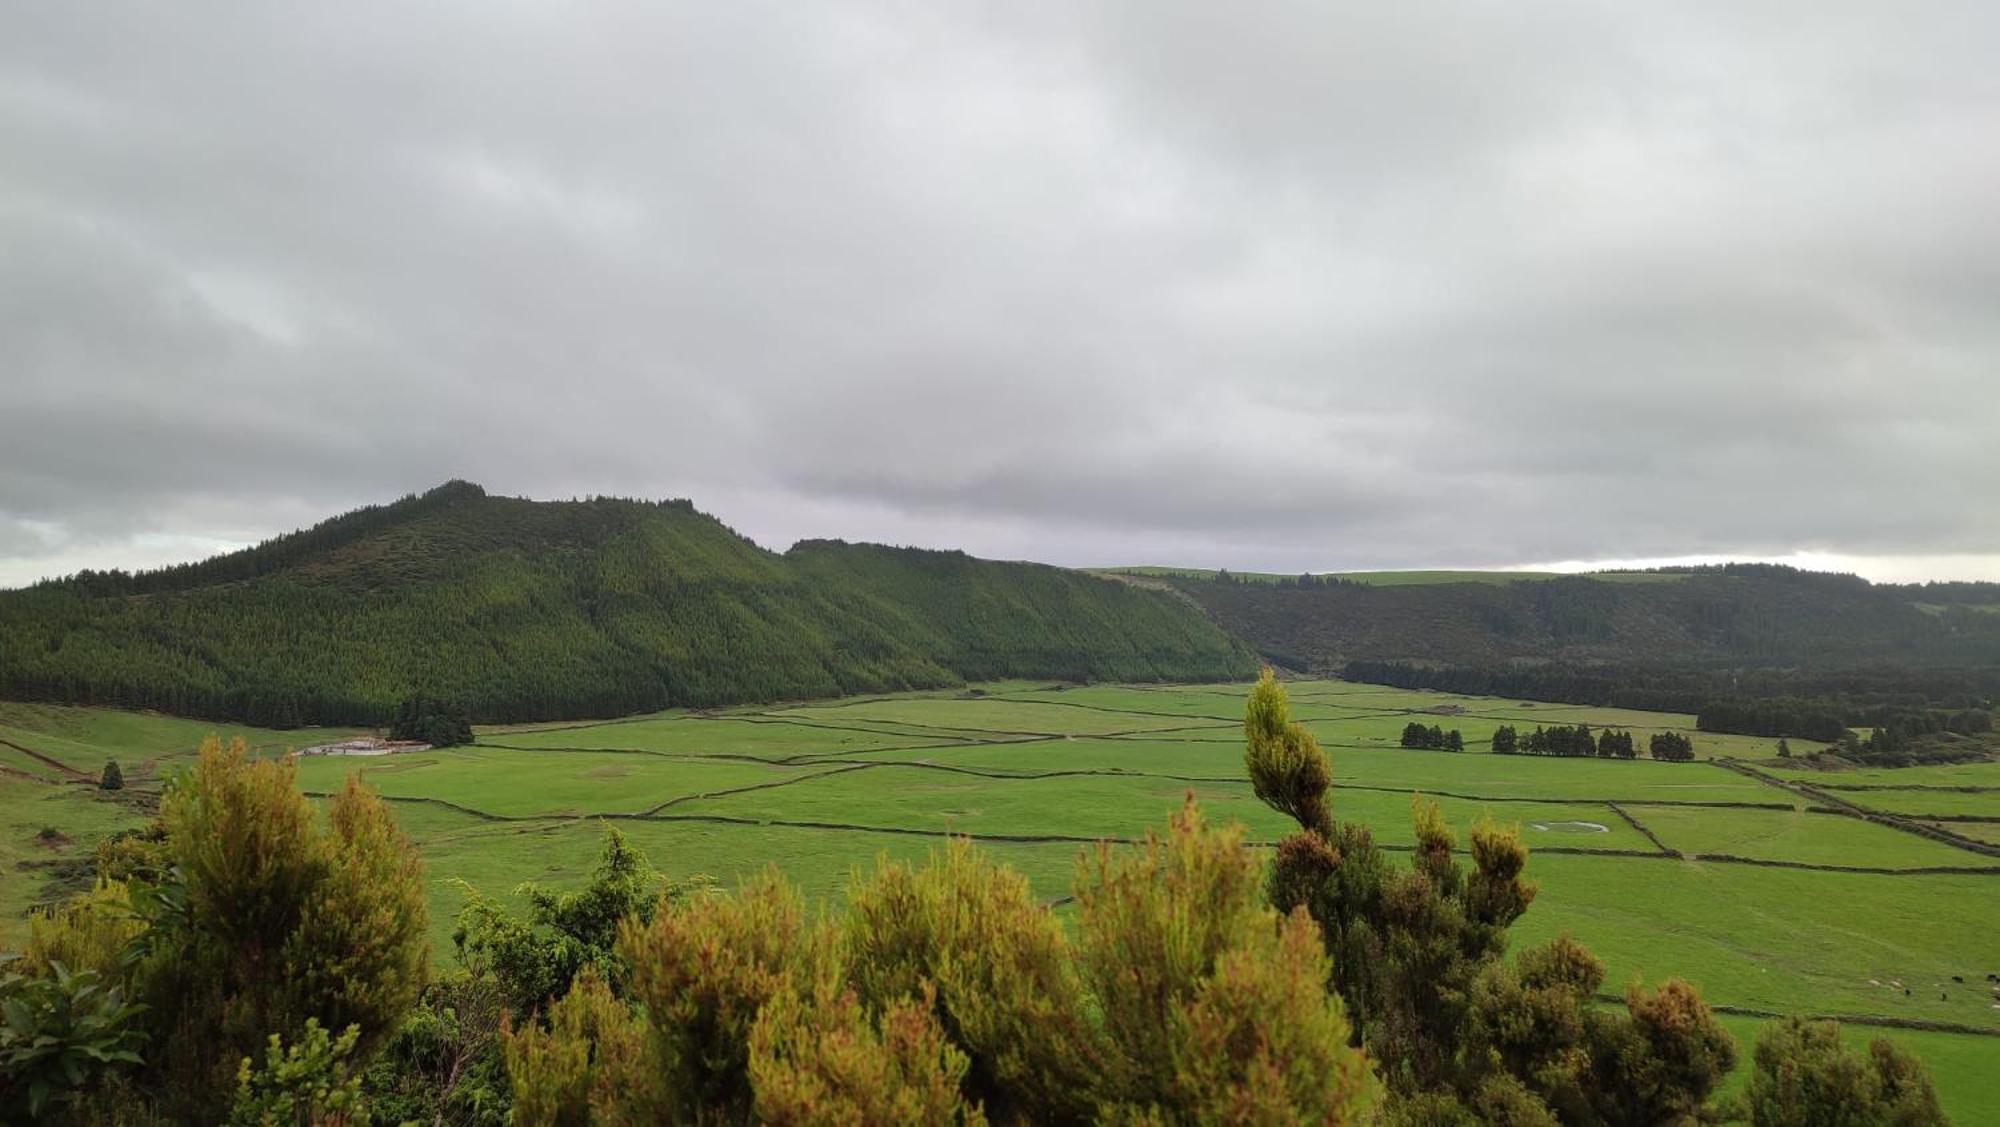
5;2;1998;584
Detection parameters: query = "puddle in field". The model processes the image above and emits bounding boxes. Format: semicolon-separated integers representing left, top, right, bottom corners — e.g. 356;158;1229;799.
1530;820;1609;834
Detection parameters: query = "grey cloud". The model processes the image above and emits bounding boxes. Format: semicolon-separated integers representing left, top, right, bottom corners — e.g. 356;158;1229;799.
3;1;1998;584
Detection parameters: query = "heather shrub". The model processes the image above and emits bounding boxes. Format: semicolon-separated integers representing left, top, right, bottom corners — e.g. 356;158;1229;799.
843;839;1104;1120
1077;798;1376;1121
502;969;666;1127
749;981;983;1125
140;737;428;1121
618;868;830;1120
1736;1016;1945;1126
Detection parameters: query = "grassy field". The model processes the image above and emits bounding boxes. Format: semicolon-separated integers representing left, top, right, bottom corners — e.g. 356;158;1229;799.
2;683;1995;1117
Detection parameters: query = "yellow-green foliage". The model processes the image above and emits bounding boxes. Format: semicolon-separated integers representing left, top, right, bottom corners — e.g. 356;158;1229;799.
1077;798;1377;1121
19;879;144;979
843;840;1104;1121
618;868;830;1120
749;981;984;1125
228;1019;370;1127
1466;815;1537;925
507;801;1377;1124
144;737;429;1121
1244;668;1333;836
1603;978;1738;1123
1737;1016;1944;1126
501;969;666;1127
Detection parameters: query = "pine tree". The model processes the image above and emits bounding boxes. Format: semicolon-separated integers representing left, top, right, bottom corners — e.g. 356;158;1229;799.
99;760;124;790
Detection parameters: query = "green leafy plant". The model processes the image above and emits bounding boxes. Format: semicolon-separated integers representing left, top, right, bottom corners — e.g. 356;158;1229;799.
229;1018;371;1127
0;960;147;1121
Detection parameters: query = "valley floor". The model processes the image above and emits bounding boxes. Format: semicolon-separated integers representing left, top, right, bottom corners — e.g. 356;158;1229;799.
4;681;1996;1119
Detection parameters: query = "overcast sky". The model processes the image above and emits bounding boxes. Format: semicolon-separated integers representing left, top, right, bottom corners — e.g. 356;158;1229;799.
5;2;1998;588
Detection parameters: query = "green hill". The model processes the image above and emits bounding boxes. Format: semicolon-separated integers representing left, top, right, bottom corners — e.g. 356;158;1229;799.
0;483;1254;726
1168;563;2000;703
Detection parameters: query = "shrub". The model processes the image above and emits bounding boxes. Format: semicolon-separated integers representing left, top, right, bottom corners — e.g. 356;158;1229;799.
228;1018;370;1127
501;969;665;1126
618;869;829;1120
843;839;1103;1121
18;879;146;980
1737;1016;1945;1126
749;982;983;1125
454;826;685;1014
1076;797;1376;1121
0;961;147;1122
139;736;427;1121
99;760;123;790
505;796;1378;1124
1245;669;1332;836
92;822;169;884
361;971;511;1126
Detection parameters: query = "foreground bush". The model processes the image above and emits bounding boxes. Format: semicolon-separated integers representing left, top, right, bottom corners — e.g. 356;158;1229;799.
139;738;429;1120
505;800;1377;1124
3;737;428;1124
1738;1016;1945;1126
0;961;147;1121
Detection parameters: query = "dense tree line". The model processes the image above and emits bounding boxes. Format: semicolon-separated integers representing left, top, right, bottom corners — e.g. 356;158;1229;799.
1348;660;2000;745
1491;723;1640;758
1696;698;1850;742
1399;722;1464;750
0;487;1254;727
2;681;1947;1122
1698;699;1992;744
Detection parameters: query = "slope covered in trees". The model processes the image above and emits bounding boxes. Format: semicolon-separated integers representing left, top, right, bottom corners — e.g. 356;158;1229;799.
0;483;1253;726
1172;565;2000;673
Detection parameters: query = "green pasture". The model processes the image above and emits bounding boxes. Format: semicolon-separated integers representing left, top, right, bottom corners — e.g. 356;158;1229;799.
1628;803;1988;869
1939;821;2000;845
1835;788;2000;819
1;680;1995;1113
1767;759;2000;788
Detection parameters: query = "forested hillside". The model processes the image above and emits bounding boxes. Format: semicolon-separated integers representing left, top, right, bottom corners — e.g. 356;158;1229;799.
1171;565;2000;673
0;483;1253;726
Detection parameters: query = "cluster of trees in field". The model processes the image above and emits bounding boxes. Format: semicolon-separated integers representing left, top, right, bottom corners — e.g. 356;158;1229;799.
1650;731;1698;761
387;695;474;747
1199;569;1365;589
1399;722;1464;750
0;485;1253;728
2;681;1948;1123
1489;723;1652;759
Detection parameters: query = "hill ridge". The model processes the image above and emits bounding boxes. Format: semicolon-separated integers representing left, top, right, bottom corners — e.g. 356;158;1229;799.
0;486;1254;726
